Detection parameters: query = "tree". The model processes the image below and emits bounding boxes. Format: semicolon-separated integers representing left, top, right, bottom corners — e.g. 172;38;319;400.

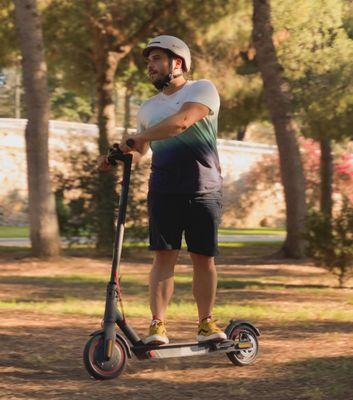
252;0;307;258
0;0;17;66
14;0;61;257
272;0;353;219
191;2;268;140
41;0;230;251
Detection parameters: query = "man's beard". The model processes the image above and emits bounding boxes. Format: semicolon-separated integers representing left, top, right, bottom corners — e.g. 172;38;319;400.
152;73;172;91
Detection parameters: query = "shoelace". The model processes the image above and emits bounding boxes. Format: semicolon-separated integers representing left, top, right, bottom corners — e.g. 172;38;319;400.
151;319;163;327
200;319;221;332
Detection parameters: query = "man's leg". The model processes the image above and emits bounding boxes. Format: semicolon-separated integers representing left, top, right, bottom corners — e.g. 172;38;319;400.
190;251;226;341
190;252;217;321
185;191;226;341
149;249;179;321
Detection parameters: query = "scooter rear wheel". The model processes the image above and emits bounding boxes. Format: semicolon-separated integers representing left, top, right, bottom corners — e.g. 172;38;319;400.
226;324;259;366
83;333;127;380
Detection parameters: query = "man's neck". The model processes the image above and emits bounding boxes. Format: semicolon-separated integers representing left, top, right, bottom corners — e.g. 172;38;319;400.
162;76;187;95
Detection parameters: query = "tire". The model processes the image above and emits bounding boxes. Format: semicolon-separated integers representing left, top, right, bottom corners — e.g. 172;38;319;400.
83;333;128;380
226;324;259;366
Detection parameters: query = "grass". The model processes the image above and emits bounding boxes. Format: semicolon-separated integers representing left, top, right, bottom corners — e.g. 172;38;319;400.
1;272;352;323
1;249;351;400
0;240;282;256
0;225;285;238
218;227;285;235
0;226;29;238
0;297;352;323
218;241;282;247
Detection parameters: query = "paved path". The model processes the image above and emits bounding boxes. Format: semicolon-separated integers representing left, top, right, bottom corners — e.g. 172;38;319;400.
0;234;284;247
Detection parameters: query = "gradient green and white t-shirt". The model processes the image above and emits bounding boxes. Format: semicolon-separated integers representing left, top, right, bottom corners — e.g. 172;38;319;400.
137;79;222;194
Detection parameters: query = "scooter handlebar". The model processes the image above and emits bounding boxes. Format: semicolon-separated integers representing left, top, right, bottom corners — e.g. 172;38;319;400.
107;139;134;166
126;138;135;148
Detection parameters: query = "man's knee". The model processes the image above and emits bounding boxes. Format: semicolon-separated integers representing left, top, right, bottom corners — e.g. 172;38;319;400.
154;249;179;266
190;252;214;268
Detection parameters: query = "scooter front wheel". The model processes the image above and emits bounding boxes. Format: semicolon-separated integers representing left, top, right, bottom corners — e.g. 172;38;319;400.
83;333;127;380
226;324;259;366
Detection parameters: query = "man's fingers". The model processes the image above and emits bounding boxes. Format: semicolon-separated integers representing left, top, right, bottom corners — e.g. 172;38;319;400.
119;142;133;154
97;155;111;171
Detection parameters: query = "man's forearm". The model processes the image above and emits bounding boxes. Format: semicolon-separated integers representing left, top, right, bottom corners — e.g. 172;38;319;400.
124;103;209;154
139;112;189;142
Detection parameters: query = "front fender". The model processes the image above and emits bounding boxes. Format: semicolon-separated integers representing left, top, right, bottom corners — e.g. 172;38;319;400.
89;329;132;358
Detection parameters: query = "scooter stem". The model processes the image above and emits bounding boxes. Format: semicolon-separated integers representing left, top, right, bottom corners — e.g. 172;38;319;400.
107;143;133;283
103;143;133;359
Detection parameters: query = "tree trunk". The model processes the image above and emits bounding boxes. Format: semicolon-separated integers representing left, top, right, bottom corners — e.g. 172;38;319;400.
252;0;307;258
320;138;333;218
236;126;247;141
89;2;174;251
95;48;121;252
14;0;60;257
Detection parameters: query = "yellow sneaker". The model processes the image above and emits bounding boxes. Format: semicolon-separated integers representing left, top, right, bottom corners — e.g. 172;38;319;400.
143;320;169;345
197;318;227;342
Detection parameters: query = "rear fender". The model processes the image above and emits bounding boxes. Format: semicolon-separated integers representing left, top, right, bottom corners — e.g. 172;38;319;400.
225;320;261;338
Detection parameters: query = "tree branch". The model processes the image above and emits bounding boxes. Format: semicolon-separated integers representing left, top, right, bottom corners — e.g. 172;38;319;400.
122;0;175;48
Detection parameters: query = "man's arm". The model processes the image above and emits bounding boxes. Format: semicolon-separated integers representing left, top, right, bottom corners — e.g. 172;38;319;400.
120;102;210;153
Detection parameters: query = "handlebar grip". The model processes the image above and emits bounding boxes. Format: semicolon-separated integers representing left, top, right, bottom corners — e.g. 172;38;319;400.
126;138;135;148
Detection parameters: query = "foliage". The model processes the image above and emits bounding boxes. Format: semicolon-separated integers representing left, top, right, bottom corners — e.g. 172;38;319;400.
195;1;268;136
272;0;353;142
53;148;99;245
229;137;353;222
0;0;18;66
224;151;282;225
53;146;148;245
299;138;353;206
306;198;353;287
51;89;93;122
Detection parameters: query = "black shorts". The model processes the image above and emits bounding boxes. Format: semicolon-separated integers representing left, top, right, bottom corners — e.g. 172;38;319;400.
147;190;222;257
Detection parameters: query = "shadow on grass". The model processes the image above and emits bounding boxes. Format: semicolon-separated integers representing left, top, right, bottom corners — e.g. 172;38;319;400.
0;274;335;306
0;245;298;267
0;318;352;400
0;272;343;309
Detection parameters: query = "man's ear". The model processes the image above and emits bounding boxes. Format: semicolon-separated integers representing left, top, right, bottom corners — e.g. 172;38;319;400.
174;57;183;71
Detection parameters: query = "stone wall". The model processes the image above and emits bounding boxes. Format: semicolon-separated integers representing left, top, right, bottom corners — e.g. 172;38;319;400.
0;118;285;227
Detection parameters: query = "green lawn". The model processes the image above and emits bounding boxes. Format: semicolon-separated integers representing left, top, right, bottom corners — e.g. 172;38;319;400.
0;225;285;238
0;226;29;238
0;272;351;323
218;227;285;235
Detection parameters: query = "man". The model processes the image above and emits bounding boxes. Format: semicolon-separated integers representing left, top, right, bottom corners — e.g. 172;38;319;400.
118;35;226;344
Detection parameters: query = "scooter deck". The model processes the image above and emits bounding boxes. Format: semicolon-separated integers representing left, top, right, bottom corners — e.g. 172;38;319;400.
132;339;252;360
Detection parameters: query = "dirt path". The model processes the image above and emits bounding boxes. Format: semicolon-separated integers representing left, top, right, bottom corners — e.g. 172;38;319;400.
1;254;353;399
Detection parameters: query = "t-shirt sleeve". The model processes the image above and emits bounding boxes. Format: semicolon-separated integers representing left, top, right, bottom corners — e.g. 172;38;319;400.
136;106;145;133
183;79;220;115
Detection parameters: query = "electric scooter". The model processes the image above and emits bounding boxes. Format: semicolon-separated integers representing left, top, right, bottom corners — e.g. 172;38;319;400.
83;141;260;380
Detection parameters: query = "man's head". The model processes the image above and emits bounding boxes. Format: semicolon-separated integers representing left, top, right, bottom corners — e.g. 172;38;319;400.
142;35;191;91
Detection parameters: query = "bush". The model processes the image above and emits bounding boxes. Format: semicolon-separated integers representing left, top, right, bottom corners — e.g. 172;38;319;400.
53;148;99;245
53;146;148;246
306;198;353;287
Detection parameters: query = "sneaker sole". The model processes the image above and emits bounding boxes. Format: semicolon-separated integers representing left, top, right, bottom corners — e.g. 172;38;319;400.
143;335;169;345
197;332;227;342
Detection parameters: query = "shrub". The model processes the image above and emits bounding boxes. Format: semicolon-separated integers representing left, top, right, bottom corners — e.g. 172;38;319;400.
306;198;353;287
53;146;148;246
53;148;99;245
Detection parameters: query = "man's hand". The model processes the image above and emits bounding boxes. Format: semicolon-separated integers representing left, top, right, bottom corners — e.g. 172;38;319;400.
97;155;112;172
119;134;149;155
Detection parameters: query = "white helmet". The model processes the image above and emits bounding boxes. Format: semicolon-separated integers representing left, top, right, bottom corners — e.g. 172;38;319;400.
142;35;191;72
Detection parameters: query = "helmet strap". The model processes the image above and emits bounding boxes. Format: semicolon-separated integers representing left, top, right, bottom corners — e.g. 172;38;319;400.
153;56;183;91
